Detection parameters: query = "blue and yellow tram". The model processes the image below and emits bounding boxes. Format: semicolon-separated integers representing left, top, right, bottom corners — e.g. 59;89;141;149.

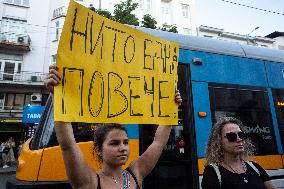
8;27;284;189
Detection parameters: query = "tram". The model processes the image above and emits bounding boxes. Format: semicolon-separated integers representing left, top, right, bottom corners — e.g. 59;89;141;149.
7;26;284;189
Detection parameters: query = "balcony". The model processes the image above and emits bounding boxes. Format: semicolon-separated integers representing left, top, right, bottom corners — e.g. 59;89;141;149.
0;33;31;52
0;71;46;85
52;6;67;20
0;105;23;119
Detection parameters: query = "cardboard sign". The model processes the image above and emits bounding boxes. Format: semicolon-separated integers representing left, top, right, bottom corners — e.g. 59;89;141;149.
54;0;179;124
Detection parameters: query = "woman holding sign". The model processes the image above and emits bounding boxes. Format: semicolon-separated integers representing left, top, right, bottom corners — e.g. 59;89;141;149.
45;65;182;189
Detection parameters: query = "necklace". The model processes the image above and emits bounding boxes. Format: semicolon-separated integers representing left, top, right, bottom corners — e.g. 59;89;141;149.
225;161;248;183
111;176;119;184
102;170;131;189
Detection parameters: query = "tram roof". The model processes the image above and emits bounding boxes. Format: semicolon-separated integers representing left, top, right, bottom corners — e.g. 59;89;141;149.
132;26;284;63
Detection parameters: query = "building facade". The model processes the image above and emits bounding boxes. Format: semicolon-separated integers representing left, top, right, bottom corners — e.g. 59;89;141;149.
266;32;284;51
0;0;194;147
91;0;196;35
197;25;284;51
0;0;50;144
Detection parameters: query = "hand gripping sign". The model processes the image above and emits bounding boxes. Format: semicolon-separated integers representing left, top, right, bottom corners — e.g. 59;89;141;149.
54;0;179;125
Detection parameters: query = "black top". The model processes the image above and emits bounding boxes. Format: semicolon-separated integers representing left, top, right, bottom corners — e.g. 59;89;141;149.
97;168;140;189
201;162;270;189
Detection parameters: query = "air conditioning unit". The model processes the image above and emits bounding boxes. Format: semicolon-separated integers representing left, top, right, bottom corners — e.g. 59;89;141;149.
31;94;42;102
31;75;38;82
18;36;25;43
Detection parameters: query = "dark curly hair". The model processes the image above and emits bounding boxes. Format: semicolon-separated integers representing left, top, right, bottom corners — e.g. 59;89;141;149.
93;123;128;161
205;117;255;166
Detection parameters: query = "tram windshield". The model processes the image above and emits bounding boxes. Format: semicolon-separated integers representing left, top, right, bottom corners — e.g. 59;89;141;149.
209;84;278;155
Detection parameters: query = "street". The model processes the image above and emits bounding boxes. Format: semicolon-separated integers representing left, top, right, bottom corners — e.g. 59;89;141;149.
0;173;14;189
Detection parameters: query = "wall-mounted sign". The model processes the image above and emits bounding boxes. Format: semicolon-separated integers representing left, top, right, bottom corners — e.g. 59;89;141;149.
22;106;45;123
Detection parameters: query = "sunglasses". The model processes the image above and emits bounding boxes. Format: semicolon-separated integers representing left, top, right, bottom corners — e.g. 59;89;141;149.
224;132;247;142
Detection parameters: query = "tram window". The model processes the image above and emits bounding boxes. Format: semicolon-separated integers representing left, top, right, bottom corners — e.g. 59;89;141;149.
209;85;277;155
272;89;284;151
31;97;95;149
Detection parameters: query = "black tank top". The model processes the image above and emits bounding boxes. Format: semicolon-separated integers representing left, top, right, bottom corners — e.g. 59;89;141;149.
97;168;140;189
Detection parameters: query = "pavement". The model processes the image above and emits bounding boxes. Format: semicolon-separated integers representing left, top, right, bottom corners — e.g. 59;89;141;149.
0;161;17;174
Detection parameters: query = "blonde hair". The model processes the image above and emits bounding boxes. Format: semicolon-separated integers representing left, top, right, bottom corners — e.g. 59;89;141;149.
205;117;255;166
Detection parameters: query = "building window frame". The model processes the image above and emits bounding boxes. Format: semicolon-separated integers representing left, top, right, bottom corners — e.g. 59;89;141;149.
55;21;60;41
146;0;152;11
3;0;30;7
181;4;189;18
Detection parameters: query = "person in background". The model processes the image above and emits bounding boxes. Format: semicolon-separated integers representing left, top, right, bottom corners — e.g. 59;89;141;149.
45;65;182;189
1;137;15;168
0;141;6;167
17;140;24;157
6;137;16;165
201;117;276;189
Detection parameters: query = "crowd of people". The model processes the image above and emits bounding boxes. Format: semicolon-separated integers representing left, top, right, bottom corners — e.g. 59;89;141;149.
0;137;23;169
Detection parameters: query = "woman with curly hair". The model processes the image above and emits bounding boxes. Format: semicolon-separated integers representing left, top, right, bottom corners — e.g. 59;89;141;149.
201;117;276;189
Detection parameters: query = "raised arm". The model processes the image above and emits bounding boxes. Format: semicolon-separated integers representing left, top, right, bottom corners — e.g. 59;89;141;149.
45;65;97;188
129;91;182;180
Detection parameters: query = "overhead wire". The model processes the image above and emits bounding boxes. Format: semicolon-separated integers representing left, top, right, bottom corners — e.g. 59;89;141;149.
220;0;284;16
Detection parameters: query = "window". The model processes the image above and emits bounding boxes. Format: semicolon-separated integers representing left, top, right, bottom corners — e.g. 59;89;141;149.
1;60;23;80
162;6;169;14
273;89;284;152
17;63;21;73
183;28;191;35
278;45;284;50
0;93;5;109
31;99;95;149
203;35;213;38
4;0;29;6
51;54;57;64
55;21;60;41
24;94;31;106
1;18;27;43
14;94;25;108
209;84;277;155
181;4;189;18
146;0;152;11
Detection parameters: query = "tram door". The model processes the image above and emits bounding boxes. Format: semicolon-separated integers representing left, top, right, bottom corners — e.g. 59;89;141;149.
140;64;199;189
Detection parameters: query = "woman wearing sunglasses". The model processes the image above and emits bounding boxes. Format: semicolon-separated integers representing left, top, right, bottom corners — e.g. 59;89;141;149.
201;117;276;189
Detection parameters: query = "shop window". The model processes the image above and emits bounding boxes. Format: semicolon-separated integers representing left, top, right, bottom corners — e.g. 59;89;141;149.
272;89;284;152
209;84;277;155
0;93;5;109
6;94;15;109
24;94;31;106
14;94;25;109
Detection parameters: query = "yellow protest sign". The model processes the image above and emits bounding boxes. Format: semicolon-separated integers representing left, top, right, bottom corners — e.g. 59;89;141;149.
54;0;179;124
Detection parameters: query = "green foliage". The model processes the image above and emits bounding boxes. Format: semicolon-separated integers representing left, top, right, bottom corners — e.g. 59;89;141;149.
113;0;139;26
160;24;178;33
168;25;178;33
141;14;157;29
89;6;113;20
